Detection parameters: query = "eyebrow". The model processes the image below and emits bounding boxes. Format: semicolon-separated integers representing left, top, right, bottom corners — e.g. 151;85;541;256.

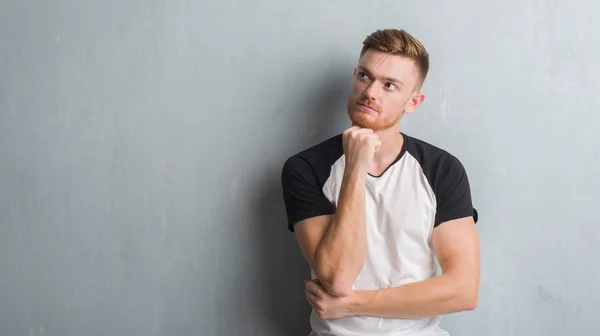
357;66;404;86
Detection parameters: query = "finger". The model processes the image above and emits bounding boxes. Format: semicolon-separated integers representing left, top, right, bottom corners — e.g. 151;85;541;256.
306;297;316;309
345;128;374;140
305;281;322;296
343;126;362;137
305;289;319;304
356;133;379;140
372;139;382;152
350;128;374;137
356;134;380;146
305;290;321;311
343;125;360;134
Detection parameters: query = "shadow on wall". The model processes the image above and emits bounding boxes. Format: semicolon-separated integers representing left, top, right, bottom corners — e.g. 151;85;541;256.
250;67;350;336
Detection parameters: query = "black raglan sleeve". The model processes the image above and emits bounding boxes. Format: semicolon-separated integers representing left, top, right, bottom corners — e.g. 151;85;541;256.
281;156;335;232
433;155;478;227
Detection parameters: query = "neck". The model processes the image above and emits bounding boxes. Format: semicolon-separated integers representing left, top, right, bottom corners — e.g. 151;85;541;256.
370;127;404;175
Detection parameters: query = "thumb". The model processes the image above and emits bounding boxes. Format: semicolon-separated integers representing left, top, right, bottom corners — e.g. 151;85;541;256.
374;141;382;152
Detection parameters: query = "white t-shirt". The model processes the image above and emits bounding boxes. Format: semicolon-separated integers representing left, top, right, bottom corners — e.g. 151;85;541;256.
281;132;478;336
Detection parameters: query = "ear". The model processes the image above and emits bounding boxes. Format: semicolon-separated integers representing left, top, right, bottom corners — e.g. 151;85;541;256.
404;91;425;114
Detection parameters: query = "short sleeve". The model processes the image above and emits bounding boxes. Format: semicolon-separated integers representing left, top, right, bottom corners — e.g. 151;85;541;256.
281;156;335;232
434;156;478;227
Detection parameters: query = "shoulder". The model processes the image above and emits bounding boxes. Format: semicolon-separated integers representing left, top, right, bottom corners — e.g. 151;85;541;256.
403;133;478;225
281;134;344;181
402;133;468;180
280;134;343;231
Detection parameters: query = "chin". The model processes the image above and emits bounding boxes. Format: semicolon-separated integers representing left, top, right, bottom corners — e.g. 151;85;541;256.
349;114;378;130
348;111;366;124
348;113;399;132
347;104;373;122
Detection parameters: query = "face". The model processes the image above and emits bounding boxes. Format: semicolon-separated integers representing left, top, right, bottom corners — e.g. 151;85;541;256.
346;49;425;131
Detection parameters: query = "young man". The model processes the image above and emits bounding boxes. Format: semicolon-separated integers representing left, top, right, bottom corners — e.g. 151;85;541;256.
281;29;480;336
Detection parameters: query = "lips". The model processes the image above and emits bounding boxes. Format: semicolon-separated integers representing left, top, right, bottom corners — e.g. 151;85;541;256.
357;103;378;113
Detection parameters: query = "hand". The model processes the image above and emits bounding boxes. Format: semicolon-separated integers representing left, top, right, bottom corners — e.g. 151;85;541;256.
305;279;354;319
342;126;381;174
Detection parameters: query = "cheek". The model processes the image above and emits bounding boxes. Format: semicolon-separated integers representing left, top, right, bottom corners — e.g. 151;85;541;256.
384;96;404;110
398;94;413;108
350;80;367;95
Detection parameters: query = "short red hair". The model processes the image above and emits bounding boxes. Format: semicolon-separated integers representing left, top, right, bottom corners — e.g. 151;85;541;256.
360;29;430;88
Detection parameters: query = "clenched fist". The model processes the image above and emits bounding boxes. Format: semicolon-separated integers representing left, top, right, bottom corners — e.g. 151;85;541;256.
342;126;381;174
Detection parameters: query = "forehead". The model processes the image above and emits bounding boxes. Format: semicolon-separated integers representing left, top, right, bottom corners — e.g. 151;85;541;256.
358;49;419;83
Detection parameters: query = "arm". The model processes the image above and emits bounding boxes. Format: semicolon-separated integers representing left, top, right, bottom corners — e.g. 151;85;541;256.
294;169;367;297
282;128;379;297
350;215;480;318
349;154;480;318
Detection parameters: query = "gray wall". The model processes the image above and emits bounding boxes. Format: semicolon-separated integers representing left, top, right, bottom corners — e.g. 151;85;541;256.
1;1;599;335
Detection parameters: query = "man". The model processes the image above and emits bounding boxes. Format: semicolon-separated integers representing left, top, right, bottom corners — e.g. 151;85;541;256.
280;29;480;336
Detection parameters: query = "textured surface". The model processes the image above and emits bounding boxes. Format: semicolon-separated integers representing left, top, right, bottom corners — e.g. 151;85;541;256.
1;1;599;335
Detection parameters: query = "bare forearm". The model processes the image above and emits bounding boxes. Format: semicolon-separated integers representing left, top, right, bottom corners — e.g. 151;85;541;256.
314;170;366;296
351;275;478;318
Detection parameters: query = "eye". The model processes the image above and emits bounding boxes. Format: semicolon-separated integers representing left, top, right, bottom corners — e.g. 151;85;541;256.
357;72;370;81
384;83;397;91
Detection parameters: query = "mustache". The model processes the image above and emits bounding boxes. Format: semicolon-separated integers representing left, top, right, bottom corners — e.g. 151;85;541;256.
355;99;381;112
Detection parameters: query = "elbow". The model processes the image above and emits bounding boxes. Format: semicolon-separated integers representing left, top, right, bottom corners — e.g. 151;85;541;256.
313;264;353;296
445;273;479;312
319;277;353;297
312;258;354;297
455;286;478;312
328;284;353;297
458;293;478;311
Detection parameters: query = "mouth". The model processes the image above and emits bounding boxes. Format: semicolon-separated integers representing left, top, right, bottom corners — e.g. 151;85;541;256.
357;103;378;113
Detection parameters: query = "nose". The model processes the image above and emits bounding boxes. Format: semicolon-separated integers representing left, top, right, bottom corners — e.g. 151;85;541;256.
364;81;379;101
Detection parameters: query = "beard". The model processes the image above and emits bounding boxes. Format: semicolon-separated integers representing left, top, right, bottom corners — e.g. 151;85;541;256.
347;98;401;131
